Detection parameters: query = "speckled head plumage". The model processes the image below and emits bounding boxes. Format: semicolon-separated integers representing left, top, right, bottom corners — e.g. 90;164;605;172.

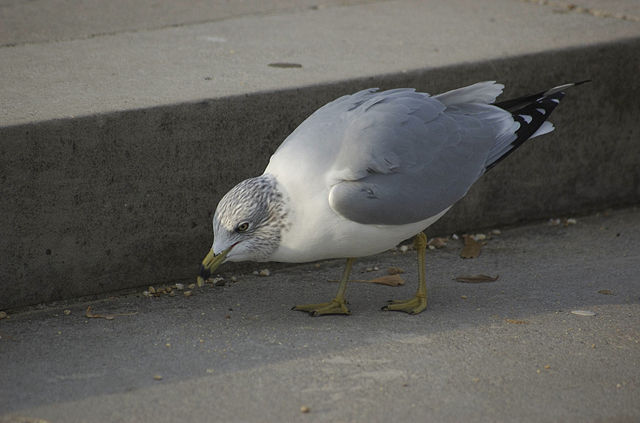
211;174;288;263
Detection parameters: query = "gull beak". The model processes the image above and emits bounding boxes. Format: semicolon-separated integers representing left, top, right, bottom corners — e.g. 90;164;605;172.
196;246;232;286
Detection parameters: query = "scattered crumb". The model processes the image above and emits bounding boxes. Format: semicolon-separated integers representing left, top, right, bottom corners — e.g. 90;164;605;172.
598;289;614;295
85;306;137;320
183;291;192;297
230;276;238;282
148;286;156;294
451;233;459;240
0;311;7;320
175;283;185;290
427;237;448;248
259;269;271;277
63;309;71;315
300;406;310;413
399;245;409;253
491;229;501;235
549;217;577;226
571;310;596;316
460;295;468;300
153;375;163;381
473;233;487;241
544;364;551;369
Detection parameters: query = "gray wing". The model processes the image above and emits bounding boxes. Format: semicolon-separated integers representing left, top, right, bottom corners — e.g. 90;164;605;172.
328;89;517;225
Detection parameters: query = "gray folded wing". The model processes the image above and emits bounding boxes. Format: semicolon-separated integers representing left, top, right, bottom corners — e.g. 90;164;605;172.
328;90;517;225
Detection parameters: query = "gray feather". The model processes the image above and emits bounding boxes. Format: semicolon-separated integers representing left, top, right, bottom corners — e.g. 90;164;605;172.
327;89;515;225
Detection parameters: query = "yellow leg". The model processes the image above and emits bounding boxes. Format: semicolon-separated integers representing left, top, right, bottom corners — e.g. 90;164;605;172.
293;258;354;316
382;232;428;314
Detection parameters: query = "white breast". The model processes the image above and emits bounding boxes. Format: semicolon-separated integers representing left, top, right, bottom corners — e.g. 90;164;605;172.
266;170;448;263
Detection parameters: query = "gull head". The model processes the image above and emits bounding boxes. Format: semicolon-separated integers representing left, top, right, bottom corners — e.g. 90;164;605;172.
199;174;287;280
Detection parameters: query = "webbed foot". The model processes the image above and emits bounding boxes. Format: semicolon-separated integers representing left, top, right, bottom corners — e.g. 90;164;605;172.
381;294;427;315
293;298;351;316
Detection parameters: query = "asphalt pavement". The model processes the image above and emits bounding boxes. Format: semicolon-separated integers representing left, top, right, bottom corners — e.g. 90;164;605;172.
1;207;639;422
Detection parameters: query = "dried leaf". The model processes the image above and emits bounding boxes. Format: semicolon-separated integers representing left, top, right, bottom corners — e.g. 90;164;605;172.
367;274;405;286
460;235;481;259
387;266;405;275
455;274;499;283
505;318;529;324
328;274;405;286
85;306;137;320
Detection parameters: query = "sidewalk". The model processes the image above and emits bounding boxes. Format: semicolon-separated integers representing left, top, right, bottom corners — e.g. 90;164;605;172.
1;0;639;310
1;207;639;422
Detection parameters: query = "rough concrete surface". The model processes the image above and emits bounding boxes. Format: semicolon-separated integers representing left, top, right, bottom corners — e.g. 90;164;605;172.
0;0;379;47
2;0;639;126
1;0;639;309
1;207;639;422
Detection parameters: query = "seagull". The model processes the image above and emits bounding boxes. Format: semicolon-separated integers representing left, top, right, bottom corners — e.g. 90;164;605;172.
198;80;587;316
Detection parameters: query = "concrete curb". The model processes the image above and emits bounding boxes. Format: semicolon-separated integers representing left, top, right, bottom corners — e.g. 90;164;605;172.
2;37;639;310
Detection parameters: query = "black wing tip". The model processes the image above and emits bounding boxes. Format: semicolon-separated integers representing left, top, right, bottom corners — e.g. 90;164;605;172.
486;80;589;171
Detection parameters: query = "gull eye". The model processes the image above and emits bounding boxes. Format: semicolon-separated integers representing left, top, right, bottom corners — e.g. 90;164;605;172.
235;221;250;233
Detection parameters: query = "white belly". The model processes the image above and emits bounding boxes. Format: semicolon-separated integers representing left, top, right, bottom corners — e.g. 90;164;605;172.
269;192;449;263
